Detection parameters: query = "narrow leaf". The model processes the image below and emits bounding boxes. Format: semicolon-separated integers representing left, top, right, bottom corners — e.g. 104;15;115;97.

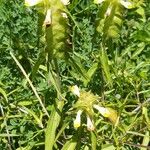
0;87;8;102
45;100;64;150
99;48;112;86
141;131;150;150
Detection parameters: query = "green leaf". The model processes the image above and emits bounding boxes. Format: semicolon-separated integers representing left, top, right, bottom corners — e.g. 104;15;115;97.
102;144;115;150
140;131;150;150
134;30;150;43
136;6;146;22
31;50;46;78
69;56;89;81
45;100;64;150
17;101;33;106
0;134;20;137
131;42;145;59
23;107;43;128
83;63;98;86
0;87;8;102
91;132;97;150
61;140;77;150
99;48;112;86
54;121;70;144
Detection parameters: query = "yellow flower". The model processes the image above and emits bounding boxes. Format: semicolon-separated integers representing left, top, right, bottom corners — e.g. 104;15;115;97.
70;85;80;97
25;0;43;6
87;115;95;131
74;110;83;128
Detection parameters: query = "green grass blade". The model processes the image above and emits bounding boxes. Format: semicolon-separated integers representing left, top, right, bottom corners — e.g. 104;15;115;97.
10;51;49;117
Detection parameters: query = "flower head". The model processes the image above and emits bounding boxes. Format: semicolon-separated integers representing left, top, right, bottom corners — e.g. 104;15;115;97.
71;85;118;130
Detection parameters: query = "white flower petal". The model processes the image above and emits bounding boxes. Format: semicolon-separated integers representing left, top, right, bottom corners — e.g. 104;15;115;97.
74;110;82;128
87;115;95;131
93;105;110;117
70;85;80;97
94;0;104;4
25;0;43;6
61;12;68;18
60;0;70;5
105;6;112;17
120;0;133;9
43;9;51;26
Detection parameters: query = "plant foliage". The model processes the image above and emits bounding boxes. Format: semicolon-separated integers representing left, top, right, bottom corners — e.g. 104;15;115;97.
0;0;150;150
